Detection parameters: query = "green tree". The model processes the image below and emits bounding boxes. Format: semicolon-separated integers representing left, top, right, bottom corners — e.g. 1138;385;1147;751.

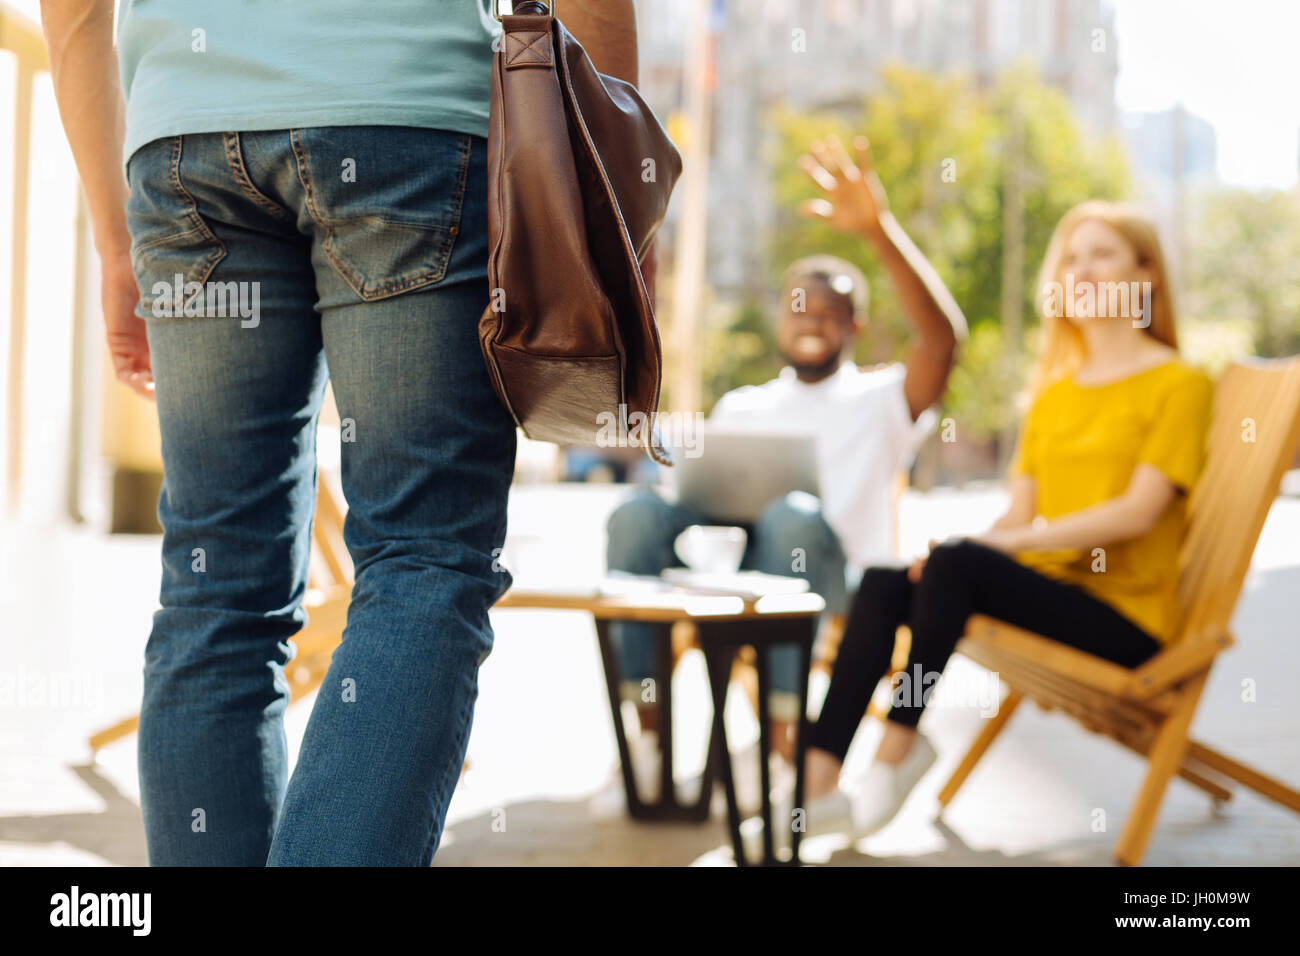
701;297;778;411
1184;188;1300;359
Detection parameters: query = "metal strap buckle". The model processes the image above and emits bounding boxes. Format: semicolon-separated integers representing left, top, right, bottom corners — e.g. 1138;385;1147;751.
492;1;556;21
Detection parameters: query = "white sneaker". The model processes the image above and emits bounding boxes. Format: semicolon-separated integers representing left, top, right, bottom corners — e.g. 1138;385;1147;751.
797;786;855;838
741;774;853;861
765;765;855;839
847;734;937;838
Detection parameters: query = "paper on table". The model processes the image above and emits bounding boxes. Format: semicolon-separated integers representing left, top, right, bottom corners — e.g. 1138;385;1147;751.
507;572;672;600
504;578;602;599
506;570;814;602
597;571;677;597
659;568;811;599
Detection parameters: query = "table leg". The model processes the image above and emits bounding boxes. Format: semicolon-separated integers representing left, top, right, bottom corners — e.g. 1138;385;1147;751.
791;627;813;864
594;619;645;818
698;617;817;866
657;620;675;809
593;618;713;822
754;643;775;863
702;635;746;864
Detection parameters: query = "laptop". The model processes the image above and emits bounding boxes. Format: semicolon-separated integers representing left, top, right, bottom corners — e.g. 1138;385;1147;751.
668;426;820;525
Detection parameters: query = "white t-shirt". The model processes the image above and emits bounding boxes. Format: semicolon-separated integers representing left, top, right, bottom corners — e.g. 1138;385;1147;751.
708;361;935;576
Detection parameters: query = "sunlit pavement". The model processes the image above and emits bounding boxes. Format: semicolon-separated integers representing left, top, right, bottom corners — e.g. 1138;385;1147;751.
3;482;1298;866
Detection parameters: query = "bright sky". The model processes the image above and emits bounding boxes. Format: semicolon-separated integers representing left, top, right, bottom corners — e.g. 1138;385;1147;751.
1113;0;1300;190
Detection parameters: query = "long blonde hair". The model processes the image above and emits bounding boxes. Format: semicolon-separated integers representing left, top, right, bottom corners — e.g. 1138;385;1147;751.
1028;200;1179;397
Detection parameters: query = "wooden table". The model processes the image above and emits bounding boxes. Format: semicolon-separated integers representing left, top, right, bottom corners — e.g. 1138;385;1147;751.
495;586;824;866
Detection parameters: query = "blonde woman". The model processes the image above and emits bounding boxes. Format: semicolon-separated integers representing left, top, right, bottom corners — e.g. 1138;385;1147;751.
794;200;1215;838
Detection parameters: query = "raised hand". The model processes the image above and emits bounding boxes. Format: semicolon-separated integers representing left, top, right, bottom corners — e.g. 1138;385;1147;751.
797;133;890;239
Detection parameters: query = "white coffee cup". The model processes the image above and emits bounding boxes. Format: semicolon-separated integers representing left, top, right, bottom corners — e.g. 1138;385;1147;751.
673;525;747;574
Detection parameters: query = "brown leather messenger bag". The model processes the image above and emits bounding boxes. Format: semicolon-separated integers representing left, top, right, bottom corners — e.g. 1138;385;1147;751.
478;0;682;465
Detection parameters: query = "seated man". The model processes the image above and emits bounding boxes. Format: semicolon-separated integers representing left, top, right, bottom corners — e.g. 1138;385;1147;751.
604;135;967;797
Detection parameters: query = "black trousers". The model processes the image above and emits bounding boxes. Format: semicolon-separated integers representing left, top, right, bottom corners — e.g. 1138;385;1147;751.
808;538;1163;761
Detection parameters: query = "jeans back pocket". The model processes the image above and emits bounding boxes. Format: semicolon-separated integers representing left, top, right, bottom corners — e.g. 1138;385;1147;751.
125;136;228;316
291;127;472;301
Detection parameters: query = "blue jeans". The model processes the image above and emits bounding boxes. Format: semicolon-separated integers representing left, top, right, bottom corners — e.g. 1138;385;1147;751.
126;127;516;865
604;488;848;722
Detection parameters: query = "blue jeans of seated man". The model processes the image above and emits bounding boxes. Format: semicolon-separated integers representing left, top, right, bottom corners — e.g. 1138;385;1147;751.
127;127;516;866
604;487;848;724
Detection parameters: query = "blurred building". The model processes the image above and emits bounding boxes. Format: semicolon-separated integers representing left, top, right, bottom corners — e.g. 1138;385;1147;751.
637;0;1120;301
1117;105;1217;272
1119;105;1217;195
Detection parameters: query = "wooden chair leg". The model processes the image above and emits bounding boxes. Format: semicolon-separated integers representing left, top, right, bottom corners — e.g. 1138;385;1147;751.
1185;741;1300;814
1106;724;1233;804
1113;671;1208;867
811;613;846;677
733;646;761;719
291;592;350;659
285;653;331;703
1175;763;1232;804
88;715;139;756
937;688;1021;806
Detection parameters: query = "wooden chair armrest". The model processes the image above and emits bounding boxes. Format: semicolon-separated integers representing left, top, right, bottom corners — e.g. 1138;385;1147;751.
1124;630;1234;700
960;614;1134;697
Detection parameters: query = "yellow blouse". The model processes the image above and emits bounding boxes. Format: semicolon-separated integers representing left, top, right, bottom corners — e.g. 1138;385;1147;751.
1008;358;1215;645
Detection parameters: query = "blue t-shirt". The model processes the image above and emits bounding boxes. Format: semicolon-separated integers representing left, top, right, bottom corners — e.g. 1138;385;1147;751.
116;0;499;169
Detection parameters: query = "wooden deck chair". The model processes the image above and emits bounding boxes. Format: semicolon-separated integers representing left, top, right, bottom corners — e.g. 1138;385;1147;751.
939;356;1300;866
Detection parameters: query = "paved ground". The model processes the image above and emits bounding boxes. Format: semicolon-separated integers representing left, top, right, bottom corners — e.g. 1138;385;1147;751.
3;481;1299;866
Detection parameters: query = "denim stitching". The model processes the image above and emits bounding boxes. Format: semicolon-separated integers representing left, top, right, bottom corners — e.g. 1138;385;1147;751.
133;222;215;258
289;128;323;224
290;128;368;295
291;128;471;301
165;135;226;287
357;132;469;297
436;132;471;276
223;132;293;219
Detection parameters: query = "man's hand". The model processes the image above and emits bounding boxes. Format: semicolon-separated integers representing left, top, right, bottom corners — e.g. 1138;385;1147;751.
42;0;150;398
907;527;1028;584
797;134;889;240
794;131;967;422
101;251;153;400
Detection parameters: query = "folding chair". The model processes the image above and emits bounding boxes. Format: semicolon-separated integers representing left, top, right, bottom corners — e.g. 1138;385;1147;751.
939;357;1300;865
